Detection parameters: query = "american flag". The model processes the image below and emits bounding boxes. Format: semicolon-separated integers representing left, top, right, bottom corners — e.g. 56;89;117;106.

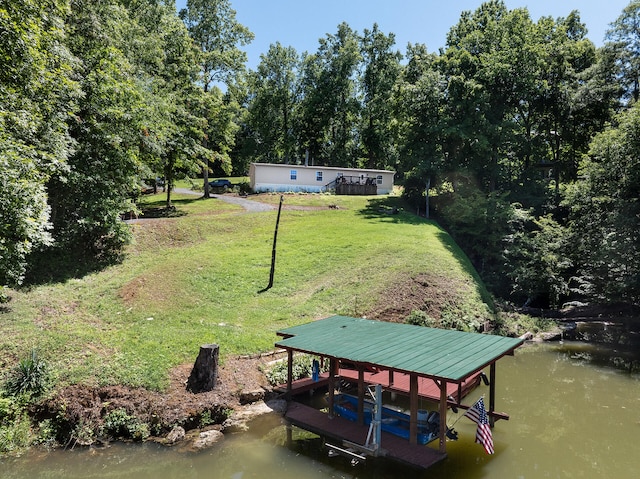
463;397;495;455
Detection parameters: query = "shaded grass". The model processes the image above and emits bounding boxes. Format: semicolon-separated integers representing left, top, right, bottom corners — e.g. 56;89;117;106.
1;194;492;391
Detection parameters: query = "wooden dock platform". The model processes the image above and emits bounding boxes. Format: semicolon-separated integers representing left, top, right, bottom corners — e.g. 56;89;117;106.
273;373;330;395
285;401;447;470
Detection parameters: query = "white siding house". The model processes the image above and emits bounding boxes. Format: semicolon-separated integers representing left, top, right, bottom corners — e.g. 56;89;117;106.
249;163;395;195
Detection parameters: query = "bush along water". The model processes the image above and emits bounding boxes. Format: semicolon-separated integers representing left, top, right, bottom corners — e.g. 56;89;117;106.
264;354;329;386
0;349;53;453
102;408;150;442
4;350;52;398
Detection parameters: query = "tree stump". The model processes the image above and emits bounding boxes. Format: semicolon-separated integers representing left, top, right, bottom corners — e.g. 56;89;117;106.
186;344;219;393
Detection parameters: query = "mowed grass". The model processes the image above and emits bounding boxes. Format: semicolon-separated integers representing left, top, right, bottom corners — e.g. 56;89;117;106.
1;192;491;391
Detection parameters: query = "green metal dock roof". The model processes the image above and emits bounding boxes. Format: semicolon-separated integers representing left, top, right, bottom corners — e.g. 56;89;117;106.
276;315;524;382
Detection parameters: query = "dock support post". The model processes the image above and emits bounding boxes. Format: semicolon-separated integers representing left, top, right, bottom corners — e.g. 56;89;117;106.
489;362;496;427
328;358;337;418
409;374;418;445
439;380;448;454
286;349;293;398
357;366;365;425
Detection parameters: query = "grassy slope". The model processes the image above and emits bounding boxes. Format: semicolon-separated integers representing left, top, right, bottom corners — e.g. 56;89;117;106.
1;193;492;391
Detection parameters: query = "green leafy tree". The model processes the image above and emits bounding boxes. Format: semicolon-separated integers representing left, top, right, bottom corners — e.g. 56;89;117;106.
204;87;239;177
533;12;597;202
435;2;551;291
247;42;300;163
439;0;510;192
396;44;445;217
360;24;403;170
433;2;610;303
435;179;516;289
227;74;257;175
564;103;640;303
606;0;640;103
179;0;253;196
154;12;211;208
298;23;362;166
46;0;146;262
439;3;598;201
504;213;571;307
440;2;549;194
0;0;77;285
179;0;253;90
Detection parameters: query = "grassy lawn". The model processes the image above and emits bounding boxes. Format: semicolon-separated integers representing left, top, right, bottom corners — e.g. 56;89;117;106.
1;192;492;391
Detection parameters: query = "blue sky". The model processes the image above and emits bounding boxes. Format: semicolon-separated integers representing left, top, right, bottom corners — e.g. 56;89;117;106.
175;1;630;69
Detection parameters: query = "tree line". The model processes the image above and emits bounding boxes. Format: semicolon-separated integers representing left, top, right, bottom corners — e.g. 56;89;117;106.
1;0;251;287
2;0;639;308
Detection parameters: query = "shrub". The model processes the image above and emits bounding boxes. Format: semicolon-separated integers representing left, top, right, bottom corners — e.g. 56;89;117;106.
439;310;470;331
199;410;213;428
33;418;57;446
71;421;96;446
405;310;437;328
237;181;252;195
0;396;32;453
406;307;484;332
0;414;31;454
4;349;51;398
102;408;149;441
0;286;10;305
264;354;328;386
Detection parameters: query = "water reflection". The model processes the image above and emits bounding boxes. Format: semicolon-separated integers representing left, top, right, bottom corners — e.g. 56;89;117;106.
1;341;639;479
563;321;640;373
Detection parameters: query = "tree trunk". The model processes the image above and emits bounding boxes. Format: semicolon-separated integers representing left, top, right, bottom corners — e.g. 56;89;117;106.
203;138;210;198
425;176;431;219
186;344;219;393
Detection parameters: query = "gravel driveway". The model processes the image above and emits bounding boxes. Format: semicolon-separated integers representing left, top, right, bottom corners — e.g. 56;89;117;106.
173;188;276;212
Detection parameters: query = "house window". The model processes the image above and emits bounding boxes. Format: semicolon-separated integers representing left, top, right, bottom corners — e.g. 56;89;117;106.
377;175;383;185
290;169;297;180
316;171;323;182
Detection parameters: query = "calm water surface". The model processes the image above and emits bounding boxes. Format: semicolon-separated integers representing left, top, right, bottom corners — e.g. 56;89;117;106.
1;340;639;479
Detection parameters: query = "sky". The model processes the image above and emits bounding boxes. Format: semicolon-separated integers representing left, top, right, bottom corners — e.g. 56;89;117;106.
175;0;631;70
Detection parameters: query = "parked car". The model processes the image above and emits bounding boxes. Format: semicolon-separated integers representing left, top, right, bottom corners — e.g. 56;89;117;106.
140;183;155;195
209;179;233;189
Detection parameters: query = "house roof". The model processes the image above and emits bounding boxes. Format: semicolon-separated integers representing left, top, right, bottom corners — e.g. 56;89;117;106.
276;315;524;383
251;162;395;174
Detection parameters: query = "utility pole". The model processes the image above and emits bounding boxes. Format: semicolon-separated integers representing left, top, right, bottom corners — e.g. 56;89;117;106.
260;195;284;293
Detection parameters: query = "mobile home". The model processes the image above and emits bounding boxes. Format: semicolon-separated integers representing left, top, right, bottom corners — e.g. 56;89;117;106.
249;163;395;195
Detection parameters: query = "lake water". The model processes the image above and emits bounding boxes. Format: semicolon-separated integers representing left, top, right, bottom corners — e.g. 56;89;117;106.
1;338;639;479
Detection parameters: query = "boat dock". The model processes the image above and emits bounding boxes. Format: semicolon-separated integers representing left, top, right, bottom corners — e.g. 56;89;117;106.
285;401;446;470
275;315;524;470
